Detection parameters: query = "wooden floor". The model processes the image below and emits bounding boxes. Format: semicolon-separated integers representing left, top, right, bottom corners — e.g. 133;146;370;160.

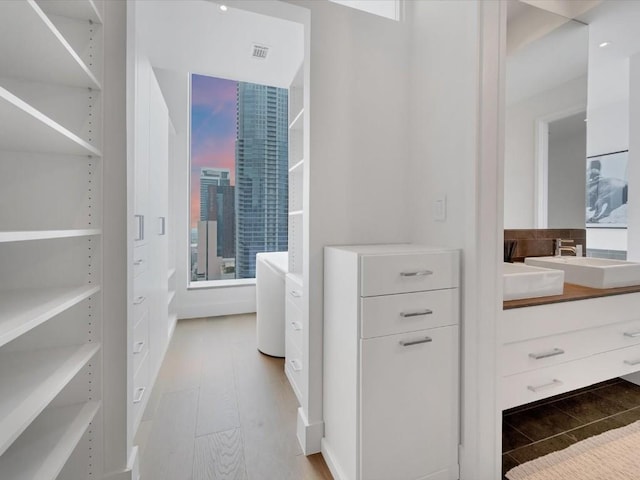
135;314;333;480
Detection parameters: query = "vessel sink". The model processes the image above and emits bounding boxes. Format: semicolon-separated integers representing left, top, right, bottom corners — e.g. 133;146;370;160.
503;262;565;301
524;256;640;289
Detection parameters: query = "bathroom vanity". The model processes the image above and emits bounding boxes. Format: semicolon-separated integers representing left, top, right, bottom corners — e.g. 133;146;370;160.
501;285;640;409
323;244;460;480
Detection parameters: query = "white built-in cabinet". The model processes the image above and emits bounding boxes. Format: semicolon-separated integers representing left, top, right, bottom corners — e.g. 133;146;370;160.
0;0;106;478
130;56;175;444
323;245;460;480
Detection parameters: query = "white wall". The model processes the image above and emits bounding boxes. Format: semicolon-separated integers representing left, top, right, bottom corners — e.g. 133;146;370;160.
504;76;587;228
547;114;587;228
628;52;640;260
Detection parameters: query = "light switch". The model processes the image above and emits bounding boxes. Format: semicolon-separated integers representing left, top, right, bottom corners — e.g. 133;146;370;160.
433;196;446;221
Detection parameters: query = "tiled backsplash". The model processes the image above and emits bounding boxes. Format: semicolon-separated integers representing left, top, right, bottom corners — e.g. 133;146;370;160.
504;229;586;262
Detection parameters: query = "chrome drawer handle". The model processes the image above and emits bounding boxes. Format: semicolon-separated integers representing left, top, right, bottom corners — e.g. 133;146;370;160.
400;309;433;318
133;341;145;354
289;359;302;372
624;358;640;366
133;387;146;404
133;296;146;305
289;290;301;298
400;270;433;277
529;348;565;360
135;214;144;241
291;321;302;331
399;336;433;347
527;379;563;393
134;259;144;266
624;331;640;338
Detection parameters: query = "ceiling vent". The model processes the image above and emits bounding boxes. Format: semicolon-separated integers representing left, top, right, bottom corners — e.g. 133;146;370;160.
252;44;269;60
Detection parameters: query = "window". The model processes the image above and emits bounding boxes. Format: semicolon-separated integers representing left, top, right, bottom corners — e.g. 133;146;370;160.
190;74;289;283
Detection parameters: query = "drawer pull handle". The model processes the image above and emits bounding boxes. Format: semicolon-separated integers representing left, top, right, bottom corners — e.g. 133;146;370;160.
291;321;302;331
133;296;146;305
400;309;433;318
134;259;144;266
290;290;301;298
133;387;146;404
624;359;640;366
529;348;565;360
135;214;144;241
289;359;302;372
399;336;433;347
133;341;145;354
624;331;640;338
400;270;433;277
527;379;563;393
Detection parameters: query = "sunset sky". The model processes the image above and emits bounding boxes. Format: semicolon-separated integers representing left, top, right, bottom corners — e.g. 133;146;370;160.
190;74;237;228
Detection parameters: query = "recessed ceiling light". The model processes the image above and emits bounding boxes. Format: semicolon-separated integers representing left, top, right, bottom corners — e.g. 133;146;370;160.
219;4;228;12
599;41;611;48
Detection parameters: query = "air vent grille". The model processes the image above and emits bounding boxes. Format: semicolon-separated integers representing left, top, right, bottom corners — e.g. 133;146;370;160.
252;44;269;59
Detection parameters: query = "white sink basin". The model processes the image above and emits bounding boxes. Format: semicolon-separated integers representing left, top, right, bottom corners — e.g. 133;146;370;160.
503;262;565;301
524;256;640;289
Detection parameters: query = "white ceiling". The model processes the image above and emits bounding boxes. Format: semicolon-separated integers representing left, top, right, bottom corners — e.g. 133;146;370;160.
135;0;304;89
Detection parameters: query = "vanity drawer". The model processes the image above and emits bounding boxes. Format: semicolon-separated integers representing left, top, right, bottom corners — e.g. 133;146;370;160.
285;338;307;405
501;318;640;376
285;274;303;311
133;309;149;376
132;351;149;428
360;289;458;339
286;297;304;352
133;244;149;277
360;251;459;297
502;342;640;410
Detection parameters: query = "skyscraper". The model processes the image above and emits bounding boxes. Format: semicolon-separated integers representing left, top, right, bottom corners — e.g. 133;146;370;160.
235;82;288;278
199;167;231;221
207;184;235;258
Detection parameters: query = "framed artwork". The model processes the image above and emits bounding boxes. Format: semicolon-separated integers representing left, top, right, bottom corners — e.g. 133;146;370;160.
586;150;628;228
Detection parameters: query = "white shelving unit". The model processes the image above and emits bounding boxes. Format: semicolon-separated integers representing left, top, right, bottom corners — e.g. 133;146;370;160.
288;63;304;277
0;0;105;478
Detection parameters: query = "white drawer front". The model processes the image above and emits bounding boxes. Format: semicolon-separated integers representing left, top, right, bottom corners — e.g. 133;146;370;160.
360;289;458;339
501;318;640;376
133;244;149;278
285;297;304;352
285;338;306;406
360;252;459;297
133;309;149;376
285;274;303;311
501;342;640;410
132;351;149;428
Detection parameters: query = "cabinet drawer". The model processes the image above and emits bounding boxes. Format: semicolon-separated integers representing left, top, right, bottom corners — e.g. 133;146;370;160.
132;351;149;428
360;326;459;480
361;289;458;339
286;297;304;352
360;252;459;297
285;338;307;405
285;274;303;311
501;342;640;410
501;318;640;376
133;309;149;376
133;244;149;277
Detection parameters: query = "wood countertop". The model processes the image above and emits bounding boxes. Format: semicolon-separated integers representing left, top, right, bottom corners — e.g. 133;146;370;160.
503;283;640;310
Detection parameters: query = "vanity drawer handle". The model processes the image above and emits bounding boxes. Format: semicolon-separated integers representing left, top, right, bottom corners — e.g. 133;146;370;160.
529;348;565;360
400;309;433;318
527;379;563;393
133;341;145;354
133;387;146;404
289;359;302;372
400;270;433;277
399;336;433;347
134;259;144;266
290;321;302;331
624;331;640;338
624;358;640;366
289;290;301;298
133;296;146;305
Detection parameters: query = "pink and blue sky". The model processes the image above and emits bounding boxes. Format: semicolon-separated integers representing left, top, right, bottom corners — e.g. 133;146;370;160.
191;74;237;227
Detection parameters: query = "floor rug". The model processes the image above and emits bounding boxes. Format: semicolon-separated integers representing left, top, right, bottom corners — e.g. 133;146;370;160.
506;420;640;480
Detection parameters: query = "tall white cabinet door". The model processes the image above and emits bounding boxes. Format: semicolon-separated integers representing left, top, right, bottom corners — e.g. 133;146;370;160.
360;325;459;480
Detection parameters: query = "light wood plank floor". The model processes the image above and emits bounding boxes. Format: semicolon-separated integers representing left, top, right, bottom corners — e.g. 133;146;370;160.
135;314;333;480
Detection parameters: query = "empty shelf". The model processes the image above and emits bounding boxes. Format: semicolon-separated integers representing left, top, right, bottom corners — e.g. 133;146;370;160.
0;228;101;243
0;0;100;89
0;87;101;156
0;401;100;480
289;108;304;130
288;159;304;173
36;0;103;24
168;290;176;305
0;285;100;348
0;343;100;456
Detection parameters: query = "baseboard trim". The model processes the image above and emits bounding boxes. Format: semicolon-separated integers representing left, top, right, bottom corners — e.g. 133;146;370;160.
296;407;323;455
177;300;256;320
321;439;348;480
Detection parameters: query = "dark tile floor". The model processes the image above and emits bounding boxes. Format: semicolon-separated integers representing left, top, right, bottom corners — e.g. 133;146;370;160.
502;378;640;479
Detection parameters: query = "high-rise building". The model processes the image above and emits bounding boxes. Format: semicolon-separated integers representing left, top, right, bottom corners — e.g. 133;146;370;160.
207;184;235;258
235;82;288;278
199;167;231;221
